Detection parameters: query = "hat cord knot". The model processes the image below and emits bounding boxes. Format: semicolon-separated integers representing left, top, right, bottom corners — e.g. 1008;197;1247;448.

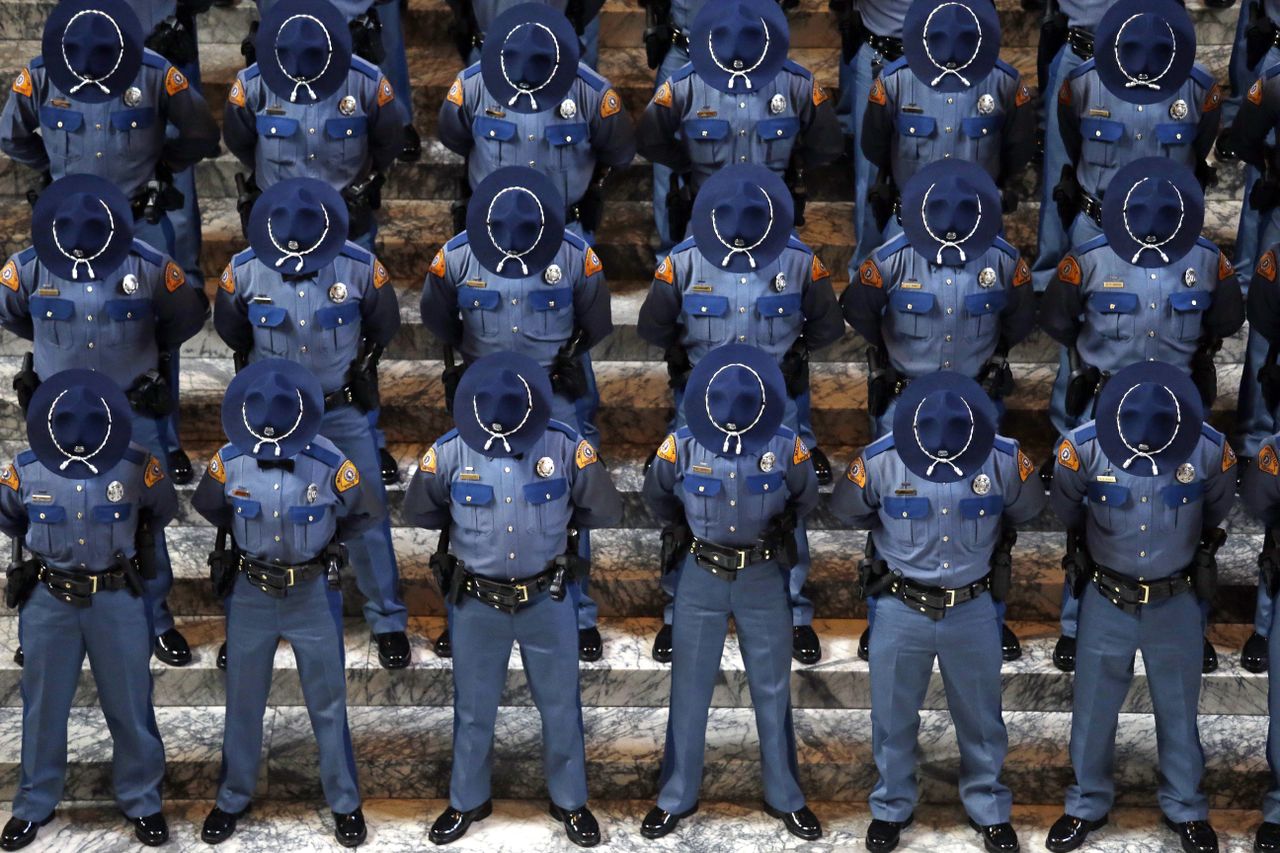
707;17;771;90
1122;178;1184;264
51;199;115;281
920;183;981;264
268;204;330;273
242;389;305;457
61;10;124;95
474;374;533;454
1114;14;1177;91
275;14;334;102
922;2;981;88
500;22;561;110
913;395;974;477
47;389;112;475
711;187;773;269
705;363;766;455
486;187;546;275
1117;384;1181;476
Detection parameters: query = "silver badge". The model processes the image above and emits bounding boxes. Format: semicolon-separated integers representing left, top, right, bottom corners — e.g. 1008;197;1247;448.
544;264;563;284
123;86;142;107
339;95;357;116
971;474;992;495
1170;98;1189;120
769;94;786;115
558;98;577;119
978;267;997;288
1184;268;1197;287
121;273;139;295
1176;463;1196;484
536;457;555;478
306;483;319;504
773;272;787;292
946;231;958;241
977;93;996;115
106;480;124;502
287;240;299;251
759;451;777;472
329;282;348;303
733;59;744;70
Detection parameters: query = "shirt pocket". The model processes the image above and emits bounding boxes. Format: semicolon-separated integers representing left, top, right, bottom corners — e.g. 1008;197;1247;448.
895;114;936;160
522;477;569;533
25;502;66;557
39;105;85;167
682;292;730;344
888;289;934;339
745;471;786;518
256;114;300;164
682;118;731;168
525;286;574;342
474;116;517;165
1086;481;1130;530
681;473;723;532
314;300;361;353
1080;117;1123;168
288;503;334;556
231;497;262;546
109;108;157;154
544;121;590;171
960;114;1001;163
104;298;153;345
1154;122;1196;154
248;302;291;355
1086;291;1138;342
29;295;76;350
1167;289;1209;342
882;495;930;545
959;493;1002;546
92;502;133;552
754;292;802;346
1162;480;1204;529
964;289;1008;339
755;116;800;169
324;115;369;169
459;287;502;340
451;481;495;535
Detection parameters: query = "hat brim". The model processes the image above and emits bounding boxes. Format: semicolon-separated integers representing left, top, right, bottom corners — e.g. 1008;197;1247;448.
223;358;325;460
690;164;794;274
465;167;567;279
256;0;354;104
683;343;788;457
1094;361;1204;478
42;0;145;104
480;3;582;115
899;159;1002;264
1093;0;1197;105
689;0;790;96
902;0;1002;94
27;369;134;479
31;174;135;281
247;178;350;275
1100;157;1204;269
453;352;554;457
892;371;998;483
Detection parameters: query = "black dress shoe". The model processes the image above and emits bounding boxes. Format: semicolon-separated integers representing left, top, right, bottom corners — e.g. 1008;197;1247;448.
765;804;821;840
1052;635;1076;673
810;447;833;486
12;646;21;667
378;448;400;485
969;819;1019;852
1164;817;1218;853
398;124;422;162
1256;820;1280;852
550;804;600;847
652;623;673;663
429;801;491;845
1045;813;1106;852
865;815;913;851
201;806;244;845
793;625;821;665
639;804;696;839
154;628;192;666
578;627;603;663
434;628;452;659
1001;624;1022;662
1203;639;1219;674
168;449;194;485
375;631;411;669
858;627;870;662
216;642;227;671
1243;632;1270;674
131;812;169;846
0;813;52;851
334;809;366;847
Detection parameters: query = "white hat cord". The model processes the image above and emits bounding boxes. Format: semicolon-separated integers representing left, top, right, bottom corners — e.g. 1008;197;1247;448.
474;374;533;454
923;2;981;88
708;18;770;90
268;206;330;273
1122;178;1184;264
920;184;981;264
711;187;773;269
51;199;114;281
61;10;123;95
487;187;545;275
913;395;974;477
47;390;112;474
500;22;560;109
1116;384;1180;476
242;389;305;457
274;14;333;102
704;363;766;455
1113;14;1176;91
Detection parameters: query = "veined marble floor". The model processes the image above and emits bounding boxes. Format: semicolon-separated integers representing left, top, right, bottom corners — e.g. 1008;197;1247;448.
12;800;1264;852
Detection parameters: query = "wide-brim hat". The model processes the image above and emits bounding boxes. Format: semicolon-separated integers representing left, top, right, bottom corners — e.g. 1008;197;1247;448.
247;177;350;275
1094;0;1196;106
1100;157;1204;269
1094;361;1204;478
42;0;145;104
480;3;581;115
892;371;998;484
256;0;354;105
691;163;794;274
32;173;135;282
27;368;133;480
900;159;1002;266
902;0;1002;93
454;351;554;458
683;343;787;458
465;166;567;279
689;0;790;96
223;358;325;461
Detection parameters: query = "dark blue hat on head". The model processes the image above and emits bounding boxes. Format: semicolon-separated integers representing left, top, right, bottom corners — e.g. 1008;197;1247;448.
683;344;787;458
689;0;790;96
27;369;133;479
1101;157;1203;269
257;0;353;104
1094;361;1203;478
691;164;794;274
892;371;998;483
247;177;350;275
902;0;1002;92
465;166;567;279
900;160;1003;266
42;0;144;104
1094;0;1196;105
223;359;325;460
454;352;553;458
480;3;581;115
32;174;134;282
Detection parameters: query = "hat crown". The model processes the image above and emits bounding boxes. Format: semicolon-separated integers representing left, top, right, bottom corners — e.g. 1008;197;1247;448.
63;12;121;79
923;178;982;243
710;6;770;67
268;190;328;249
474;369;530;434
500;22;559;88
914;391;972;457
713;183;775;246
488;191;543;255
1118;382;1179;452
706;365;765;432
243;374;303;439
53;193;111;258
1123;178;1182;245
276;16;330;80
924;5;980;69
50;386;109;456
1116;14;1175;80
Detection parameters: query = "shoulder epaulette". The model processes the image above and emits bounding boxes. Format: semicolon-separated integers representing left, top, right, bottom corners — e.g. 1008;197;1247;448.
577;64;608;91
993;58;1018;79
1077;234;1109;255
232;247;257;268
672;236;698;254
1195;236;1219;253
991;236;1018;259
875;233;911;262
350;56;380;80
122;446;146;464
1189;65;1214;88
1200;422;1225;445
1068;59;1096;81
220;444;244;463
29;57;44;70
547;419;580;439
785;235;813;255
243;63;261;81
461;63;482;80
671;63;695;83
437;428;461;445
339;242;373;264
864;433;896;460
775;425;797;441
1073;423;1098;444
780;59;812;80
16;247;36;265
15;450;36;466
302;443;341;467
563;231;588;252
1265;63;1280;81
141;50;167;70
130;240;164;266
993;436;1017;456
881;57;908;78
675;425;693;440
445;233;470;252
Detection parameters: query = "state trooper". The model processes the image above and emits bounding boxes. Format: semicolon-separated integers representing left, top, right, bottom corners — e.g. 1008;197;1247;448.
831;372;1044;853
405;352;622;847
445;0;605;69
0;174;208;667
639;344;821;842
213;178;410;669
192;360;374;848
637;165;843;665
423;166;612;661
859;0;1036;243
1039;158;1243;673
1044;361;1235;853
0;370;176;850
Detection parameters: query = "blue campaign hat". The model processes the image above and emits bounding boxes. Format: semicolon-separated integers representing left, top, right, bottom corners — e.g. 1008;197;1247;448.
31;174;135;282
223;359;325;460
256;0;354;104
465;166;566;279
689;0;790;95
1094;361;1203;478
247;177;350;275
1101;157;1204;269
1094;0;1196;106
41;0;145;104
27;369;133;480
480;3;581;115
453;351;553;458
690;163;794;274
902;0;1002;93
892;371;998;484
900;159;1002;266
683;344;787;458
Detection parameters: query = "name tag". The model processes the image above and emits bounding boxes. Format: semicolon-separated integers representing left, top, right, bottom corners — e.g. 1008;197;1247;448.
690;284;714;292
1088;108;1111;118
251;295;274;303
1102;281;1125;289
464;279;486;288
894;487;917;496
266;106;286;116
691;464;713;474
36;287;59;296
1096;475;1117;483
900;281;922;290
484;108;506;118
458;472;481;481
232;487;251;498
696;109;718;117
30;493;52;504
901;104;923;114
50;98;71;108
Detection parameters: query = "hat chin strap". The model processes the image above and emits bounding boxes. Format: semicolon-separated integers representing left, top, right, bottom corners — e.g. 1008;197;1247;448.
1114;15;1176;91
920;184;982;264
242;390;305;457
1117;384;1180;476
708;18;770;90
275;14;333;102
711;187;773;269
913;396;974;477
487;187;546;275
47;390;112;475
268;206;330;273
51;199;115;281
61;10;124;95
474;375;533;454
705;363;766;455
500;22;560;110
1122;178;1184;264
923;3;982;88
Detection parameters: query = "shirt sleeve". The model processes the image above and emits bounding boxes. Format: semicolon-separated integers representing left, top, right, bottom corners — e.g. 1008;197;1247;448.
801;255;845;351
437;74;476;157
1236;76;1280;170
636;258;683;350
190;454;232;528
999;76;1036;188
1203;440;1238;530
0;255;33;340
1194;80;1222;167
840;257;890;346
1057;79;1083;167
828;451;881;528
641;434;685;525
859;75;894;173
786;442;820;518
1048;437;1088;531
160;64;221;169
999;256;1035;347
213;264;255;356
587;83;636;168
1037;255;1086;347
1204;251;1245;342
361;257;401;347
333;457;379;539
152;259;210;350
1243;443;1280;526
403;443;453;529
139;454;180;528
635;77;690;170
999;442;1047;526
419;247;465;348
796;74;843;169
222;73;258;167
574;248;613;349
0;65;48;172
568;438;623;529
0;463;27;539
367;77;406;173
1249;248;1280;345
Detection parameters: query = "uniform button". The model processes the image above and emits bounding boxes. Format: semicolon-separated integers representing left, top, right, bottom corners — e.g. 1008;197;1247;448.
1147;330;1155;337
901;511;908;518
740;277;747;284
76;512;83;519
489;130;496;137
87;342;94;349
130;121;137;129
505;496;512;503
78;538;85;545
739;155;747;162
346;129;353;137
945;335;953;342
300;346;308;353
739;306;746;313
274;484;280;490
943;360;951;368
509;553;515;559
1095;130;1101;137
1137;105;1144;112
529;161;536;167
1149;302;1157;309
739;102;746;108
38;513;45;519
906;303;913;310
943;562;950;569
95;123;102;130
738;335;746;342
1140;524;1147;531
729;500;736;507
76;485;83;492
299;291;306;297
698;486;705;492
511;298;518;305
739;129;746;136
1150;273;1157;280
274;535;281;542
273;511;280;518
86;314;93;321
945;126;953;133
1175;133;1182;140
308;514;315;521
763;483;769;490
56;121;63;128
728;472;735;479
1141;496;1148;503
512;326;519;332
271;128;277;134
909;126;916;134
941;508;948;515
978;509;985;517
700;306;708;313
1139;550;1146;557
729;526;736;532
309;127;316;134
1100;495;1107;502
86;286;92;293
504;466;511;473
981;128;988;135
96;152;102;158
507;525;514;532
528;134;536;141
299;319;306;326
942;535;950;542
947;97;954;104
945;307;954;315
945;278;953;285
308;154;316;160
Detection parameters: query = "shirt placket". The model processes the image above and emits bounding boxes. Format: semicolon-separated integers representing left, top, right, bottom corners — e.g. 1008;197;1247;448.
70;479;89;568
289;278;315;357
724;458;742;539
937;480;957;585
79;278;104;360
1134;478;1156;565
498;459;520;575
934;265;961;370
303;102;321;165
732;92;752;166
1140;268;1160;360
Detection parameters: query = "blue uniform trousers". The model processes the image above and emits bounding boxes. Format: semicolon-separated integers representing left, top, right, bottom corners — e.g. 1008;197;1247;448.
1263;605;1280;822
842;44;886;266
1066;584;1207;822
868;591;1011;825
656;554;804;815
130;414;177;637
15;585;164;821
217;572;360;814
1032;46;1087;292
448;592;588;812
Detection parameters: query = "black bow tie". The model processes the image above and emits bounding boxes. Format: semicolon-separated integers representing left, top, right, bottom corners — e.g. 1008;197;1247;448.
256;459;295;472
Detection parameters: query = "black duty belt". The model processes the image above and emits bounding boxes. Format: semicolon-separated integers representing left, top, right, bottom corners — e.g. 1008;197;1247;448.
39;562;134;607
238;552;327;598
323;384;359;412
672;29;690;51
866;33;904;61
1090;563;1192;615
1081;192;1103;226
1068;26;1094;60
887;572;991;620
461;565;558;613
690;536;777;580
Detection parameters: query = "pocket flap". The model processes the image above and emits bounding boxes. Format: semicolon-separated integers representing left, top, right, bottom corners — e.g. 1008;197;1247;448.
288;506;327;524
896;114;936;137
249;303;287;328
683;473;722;497
474;115;516;142
544;121;588;146
883;495;930;519
109;108;154;131
756;116;800;140
1087;291;1138;314
1168;290;1209;312
461;288;501;311
315;300;360;330
30;296;74;321
325;116;368;139
964;290;1009;316
756;293;802;318
523;477;568;505
683;118;730;141
105;298;149;322
1162;481;1204;508
232;497;261;519
959;494;1003;519
960;114;1001;138
451;481;494;506
256;114;299;138
1087;481;1130;506
745;472;785;495
26;503;65;523
889;290;935;314
530;287;573;311
39;105;83;132
1080;117;1123;143
1154;123;1195;145
684;292;729;317
92;504;131;523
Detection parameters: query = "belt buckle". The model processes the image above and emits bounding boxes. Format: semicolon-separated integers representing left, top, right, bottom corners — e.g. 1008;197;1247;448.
286;567;296;587
945;588;956;608
1138;582;1150;605
735;549;748;571
90;574;98;595
515;583;529;604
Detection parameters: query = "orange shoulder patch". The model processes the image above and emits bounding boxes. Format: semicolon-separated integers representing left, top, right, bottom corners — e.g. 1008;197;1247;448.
1057;438;1080;472
846;455;866;488
219;263;235;294
654;80;673;108
575;439;599;469
377;77;395;107
1013;257;1031;287
164;65;189;96
228;79;246;108
11;68;31;98
859;258;883;288
584;247;603;277
1250;78;1266;105
1017;448;1036;482
420;445;437;474
1015;83;1032;107
654;255;675;284
1261;444;1280;476
1057;255;1082;286
812;80;829;106
336;459;360;492
429;248;447;278
868;77;887;106
1223;440;1238;472
207;450;226;484
1058;80;1072;105
656;433;677;464
811;253;831;281
446;77;464;106
1259;249;1278;282
163;260;186;293
1;259;19;292
600;88;622;118
1219;251;1234;281
793;436;811;465
0;463;19;492
373;259;390;289
1202;82;1222;113
144;456;165;488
